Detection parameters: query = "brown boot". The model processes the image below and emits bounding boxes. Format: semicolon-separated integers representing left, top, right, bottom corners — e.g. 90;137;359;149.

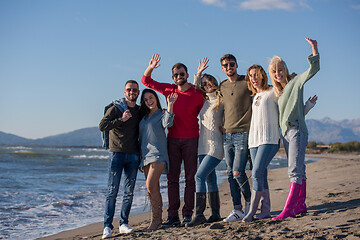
147;192;163;230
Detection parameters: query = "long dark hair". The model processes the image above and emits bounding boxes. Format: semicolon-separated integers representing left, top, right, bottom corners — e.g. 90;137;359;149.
139;88;162;119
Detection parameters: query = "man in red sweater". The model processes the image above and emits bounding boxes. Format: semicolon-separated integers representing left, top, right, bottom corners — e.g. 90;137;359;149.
141;54;204;227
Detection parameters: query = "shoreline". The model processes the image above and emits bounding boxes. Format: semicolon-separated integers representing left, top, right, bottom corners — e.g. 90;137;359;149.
39;153;360;239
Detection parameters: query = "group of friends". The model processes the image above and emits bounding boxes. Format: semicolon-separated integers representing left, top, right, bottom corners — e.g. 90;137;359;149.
98;37;320;239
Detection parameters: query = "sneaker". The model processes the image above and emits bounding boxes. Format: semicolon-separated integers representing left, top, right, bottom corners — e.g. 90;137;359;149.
244;201;251;215
181;215;192;226
119;223;134;234
223;210;245;222
102;227;112;239
162;216;181;228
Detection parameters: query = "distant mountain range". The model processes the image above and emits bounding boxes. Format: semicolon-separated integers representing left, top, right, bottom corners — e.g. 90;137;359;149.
0;118;359;147
0;127;102;147
306;117;360;144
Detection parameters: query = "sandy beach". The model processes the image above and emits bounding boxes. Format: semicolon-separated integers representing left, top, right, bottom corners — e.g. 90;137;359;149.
39;153;360;239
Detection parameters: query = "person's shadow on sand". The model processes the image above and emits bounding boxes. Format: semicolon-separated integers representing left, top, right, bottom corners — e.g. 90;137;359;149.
271;197;360;217
310;198;360;216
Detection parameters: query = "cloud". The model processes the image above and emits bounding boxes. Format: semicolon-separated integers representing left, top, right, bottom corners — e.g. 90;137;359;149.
201;0;226;7
199;0;313;11
239;0;296;10
350;4;360;9
299;0;312;10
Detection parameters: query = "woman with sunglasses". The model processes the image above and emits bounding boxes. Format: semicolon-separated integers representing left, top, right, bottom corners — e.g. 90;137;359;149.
186;58;224;227
139;89;178;230
269;37;319;220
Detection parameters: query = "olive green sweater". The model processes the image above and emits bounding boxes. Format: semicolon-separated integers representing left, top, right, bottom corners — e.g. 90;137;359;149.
219;75;252;133
278;54;320;136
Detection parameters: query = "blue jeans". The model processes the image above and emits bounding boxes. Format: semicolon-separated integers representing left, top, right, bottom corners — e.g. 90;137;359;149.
283;122;308;184
223;132;251;210
104;152;139;229
195;155;221;193
250;143;280;191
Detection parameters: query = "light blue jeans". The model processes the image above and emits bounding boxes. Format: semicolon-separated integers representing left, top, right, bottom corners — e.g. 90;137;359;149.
195;155;221;193
249;143;280;191
282;121;308;184
223;132;251;210
104;152;139;229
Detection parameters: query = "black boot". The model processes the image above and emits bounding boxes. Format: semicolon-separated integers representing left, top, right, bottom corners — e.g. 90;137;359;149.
207;192;221;223
186;192;206;227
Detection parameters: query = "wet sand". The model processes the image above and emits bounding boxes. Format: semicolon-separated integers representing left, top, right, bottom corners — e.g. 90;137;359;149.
39;153;360;239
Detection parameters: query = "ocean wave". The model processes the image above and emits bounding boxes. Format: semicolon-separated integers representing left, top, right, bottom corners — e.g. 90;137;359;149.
72;154;108;160
5;146;32;150
82;148;108;152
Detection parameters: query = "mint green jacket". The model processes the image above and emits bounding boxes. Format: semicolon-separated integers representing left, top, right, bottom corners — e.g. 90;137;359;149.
278;54;320;136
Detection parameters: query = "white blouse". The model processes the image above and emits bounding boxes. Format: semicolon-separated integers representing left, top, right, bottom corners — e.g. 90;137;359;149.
248;88;280;148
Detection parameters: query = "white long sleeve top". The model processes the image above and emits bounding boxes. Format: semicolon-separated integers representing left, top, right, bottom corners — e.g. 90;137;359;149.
198;92;224;160
248;88;280;148
194;74;224;160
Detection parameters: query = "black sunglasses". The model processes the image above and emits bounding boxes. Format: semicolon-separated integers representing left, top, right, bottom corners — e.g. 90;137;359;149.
173;72;186;78
222;62;236;68
201;81;209;87
125;88;139;93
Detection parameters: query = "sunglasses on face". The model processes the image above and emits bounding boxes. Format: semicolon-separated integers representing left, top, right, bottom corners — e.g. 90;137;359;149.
172;72;186;78
202;81;209;87
222;62;236;68
125;88;139;93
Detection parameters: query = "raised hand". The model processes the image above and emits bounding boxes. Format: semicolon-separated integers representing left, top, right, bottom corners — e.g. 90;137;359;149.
197;57;209;76
308;95;318;104
305;37;318;56
144;54;161;76
149;54;161;69
167;92;178;105
167;92;178;114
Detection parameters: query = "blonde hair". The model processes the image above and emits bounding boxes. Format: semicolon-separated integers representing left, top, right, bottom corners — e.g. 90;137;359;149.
268;56;289;98
246;64;270;96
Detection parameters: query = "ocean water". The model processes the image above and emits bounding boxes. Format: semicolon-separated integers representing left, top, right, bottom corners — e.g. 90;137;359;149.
0;145;319;240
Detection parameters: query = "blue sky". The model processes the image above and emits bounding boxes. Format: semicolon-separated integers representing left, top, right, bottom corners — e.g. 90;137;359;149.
1;0;360;139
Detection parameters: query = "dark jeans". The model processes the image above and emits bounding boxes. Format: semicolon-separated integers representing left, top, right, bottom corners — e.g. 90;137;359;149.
167;137;198;217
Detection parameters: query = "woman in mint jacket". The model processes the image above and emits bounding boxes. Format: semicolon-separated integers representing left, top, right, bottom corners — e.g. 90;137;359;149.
269;38;319;220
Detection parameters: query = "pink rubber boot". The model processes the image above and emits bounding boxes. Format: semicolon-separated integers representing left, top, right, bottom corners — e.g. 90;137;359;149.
294;179;307;215
272;182;301;220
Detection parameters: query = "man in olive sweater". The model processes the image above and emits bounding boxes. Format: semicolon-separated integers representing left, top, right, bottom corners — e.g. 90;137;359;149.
219;54;252;222
99;80;140;239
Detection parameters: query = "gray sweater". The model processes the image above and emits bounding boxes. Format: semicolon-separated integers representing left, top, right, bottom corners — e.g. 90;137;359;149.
139;109;174;173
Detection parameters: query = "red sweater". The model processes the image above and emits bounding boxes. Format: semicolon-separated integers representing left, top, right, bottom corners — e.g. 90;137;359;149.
141;75;204;138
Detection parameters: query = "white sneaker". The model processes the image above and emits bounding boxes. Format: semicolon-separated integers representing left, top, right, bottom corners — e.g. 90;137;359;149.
244;201;251;215
102;227;112;239
119;223;134;234
223;209;245;222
